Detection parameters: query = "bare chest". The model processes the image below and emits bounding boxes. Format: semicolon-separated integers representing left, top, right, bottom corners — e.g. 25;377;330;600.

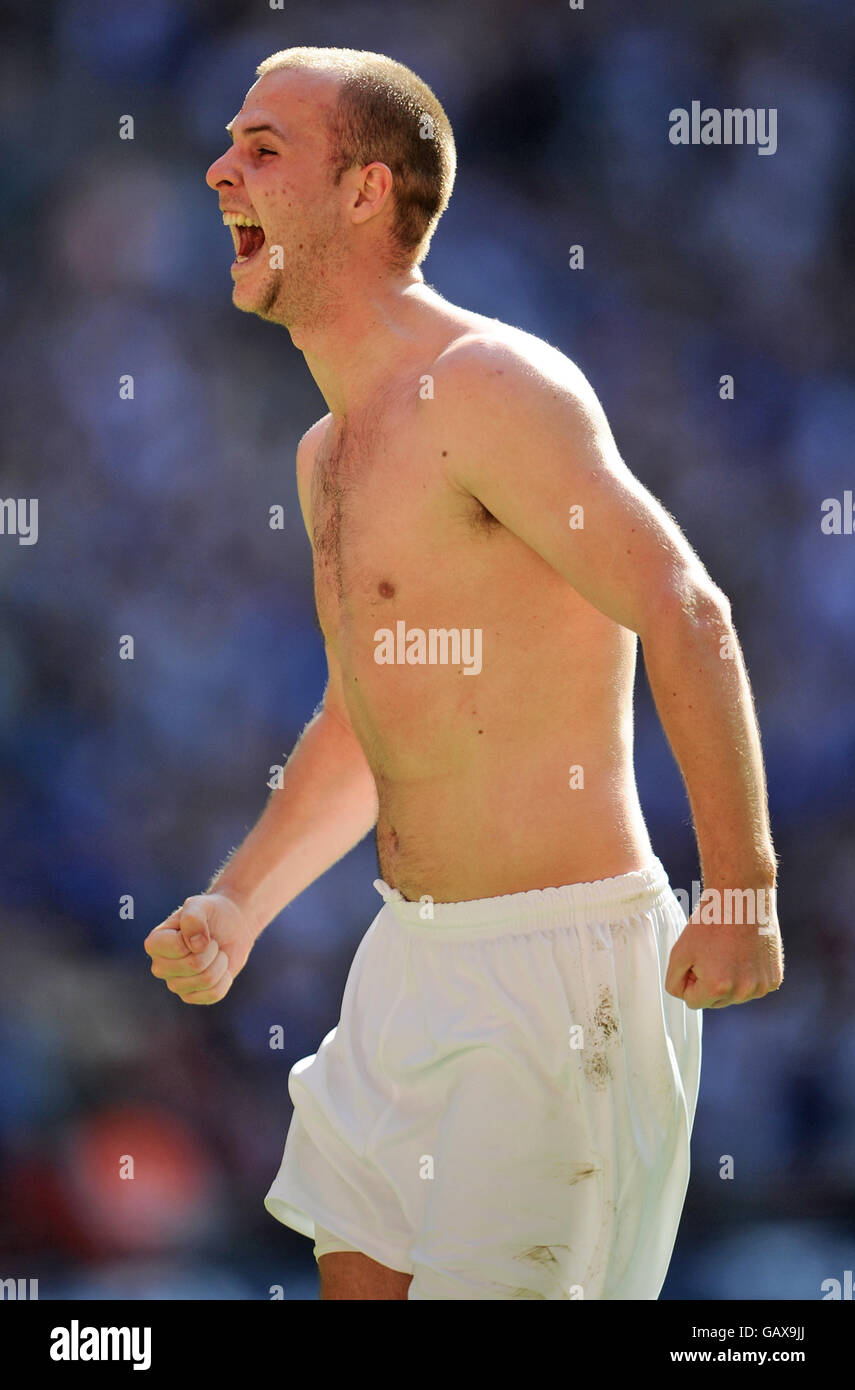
309;417;393;608
310;411;442;619
309;410;493;632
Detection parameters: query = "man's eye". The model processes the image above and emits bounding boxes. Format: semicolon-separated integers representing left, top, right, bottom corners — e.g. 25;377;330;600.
256;148;275;156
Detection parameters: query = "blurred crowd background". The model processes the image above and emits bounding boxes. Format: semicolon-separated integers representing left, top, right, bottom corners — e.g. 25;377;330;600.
1;0;853;1300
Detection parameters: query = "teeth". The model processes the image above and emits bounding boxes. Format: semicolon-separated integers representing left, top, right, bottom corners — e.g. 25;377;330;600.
222;212;261;227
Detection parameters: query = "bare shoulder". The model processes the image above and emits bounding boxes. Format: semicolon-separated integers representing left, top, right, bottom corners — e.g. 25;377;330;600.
429;323;612;457
295;412;333;535
434;322;597;402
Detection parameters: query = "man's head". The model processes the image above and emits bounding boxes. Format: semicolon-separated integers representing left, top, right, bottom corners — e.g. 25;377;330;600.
205;47;456;326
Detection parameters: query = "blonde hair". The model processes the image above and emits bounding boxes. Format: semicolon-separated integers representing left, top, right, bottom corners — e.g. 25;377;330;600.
255;46;456;268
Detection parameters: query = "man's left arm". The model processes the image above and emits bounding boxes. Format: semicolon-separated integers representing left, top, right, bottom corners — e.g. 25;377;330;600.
439;337;782;1010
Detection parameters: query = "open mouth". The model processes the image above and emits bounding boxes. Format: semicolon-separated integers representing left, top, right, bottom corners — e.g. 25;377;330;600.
222;211;266;265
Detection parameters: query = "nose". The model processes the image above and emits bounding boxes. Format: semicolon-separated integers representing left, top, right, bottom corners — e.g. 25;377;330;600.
205;149;239;191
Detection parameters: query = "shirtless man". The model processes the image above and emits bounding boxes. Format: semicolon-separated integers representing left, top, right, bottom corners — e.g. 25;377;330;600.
144;47;782;1301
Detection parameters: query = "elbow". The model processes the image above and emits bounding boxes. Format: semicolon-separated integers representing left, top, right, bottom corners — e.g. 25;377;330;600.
691;581;732;630
643;577;732;644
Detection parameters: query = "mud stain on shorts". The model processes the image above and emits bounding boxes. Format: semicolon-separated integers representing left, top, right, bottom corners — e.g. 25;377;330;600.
519;1244;561;1270
545;1159;598;1185
510;1243;574;1297
582;985;621;1090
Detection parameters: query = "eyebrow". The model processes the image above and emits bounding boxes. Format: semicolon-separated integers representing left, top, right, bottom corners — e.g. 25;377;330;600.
225;120;287;141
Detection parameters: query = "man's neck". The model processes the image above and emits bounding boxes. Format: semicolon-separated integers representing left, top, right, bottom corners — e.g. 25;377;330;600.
288;264;441;419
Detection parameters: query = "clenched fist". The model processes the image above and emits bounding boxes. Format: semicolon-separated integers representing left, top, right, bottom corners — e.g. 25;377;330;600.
144;892;255;1005
665;889;783;1010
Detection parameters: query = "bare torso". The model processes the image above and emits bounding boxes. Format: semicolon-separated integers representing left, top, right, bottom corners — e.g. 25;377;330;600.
303;306;654;903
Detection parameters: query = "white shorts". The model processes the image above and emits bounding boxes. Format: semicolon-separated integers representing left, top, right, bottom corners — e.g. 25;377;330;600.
264;859;702;1299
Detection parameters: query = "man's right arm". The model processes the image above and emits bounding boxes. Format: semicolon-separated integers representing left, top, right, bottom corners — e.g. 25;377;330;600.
144;417;378;1003
143;662;377;1004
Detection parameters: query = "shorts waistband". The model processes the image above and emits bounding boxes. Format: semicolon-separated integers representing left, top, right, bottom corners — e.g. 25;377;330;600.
372;858;674;937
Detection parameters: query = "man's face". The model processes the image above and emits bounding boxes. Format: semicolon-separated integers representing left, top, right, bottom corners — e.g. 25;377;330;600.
205;69;347;325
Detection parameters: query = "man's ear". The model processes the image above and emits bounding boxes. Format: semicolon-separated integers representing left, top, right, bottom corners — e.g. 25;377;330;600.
350;161;394;224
